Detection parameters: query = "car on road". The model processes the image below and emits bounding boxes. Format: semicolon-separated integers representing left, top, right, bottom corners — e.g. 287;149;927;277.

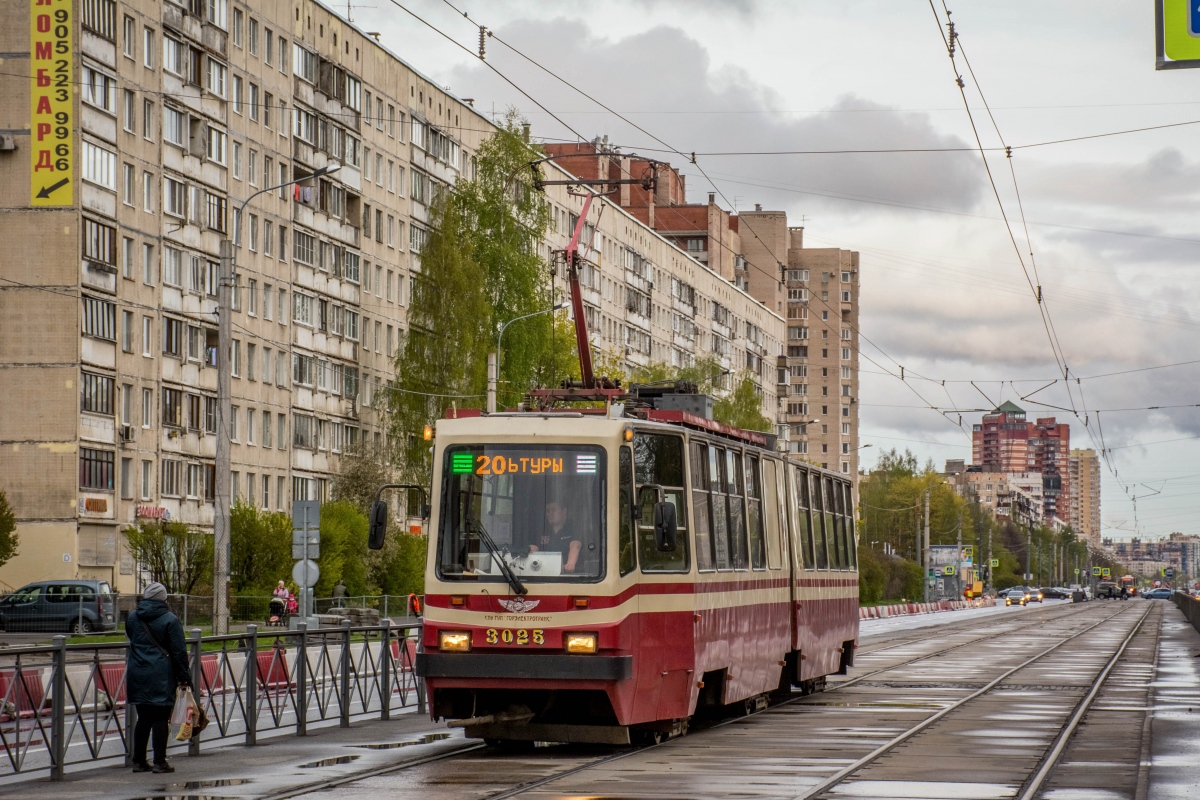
1142;588;1174;600
0;580;117;634
1040;587;1070;600
1020;586;1044;603
1002;588;1029;606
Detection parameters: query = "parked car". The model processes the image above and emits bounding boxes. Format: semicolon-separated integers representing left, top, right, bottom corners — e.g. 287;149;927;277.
1142;588;1174;600
0;580;117;634
1096;582;1120;599
1002;588;1028;606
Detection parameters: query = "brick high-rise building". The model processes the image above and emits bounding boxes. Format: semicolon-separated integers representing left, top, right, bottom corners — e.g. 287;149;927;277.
542;142;863;477
972;402;1070;525
1069;449;1101;546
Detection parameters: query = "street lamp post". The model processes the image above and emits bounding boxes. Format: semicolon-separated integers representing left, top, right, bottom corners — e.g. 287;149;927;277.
213;164;341;635
486;302;567;413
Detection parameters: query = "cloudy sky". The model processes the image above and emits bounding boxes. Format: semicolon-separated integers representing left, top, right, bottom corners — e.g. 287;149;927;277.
352;0;1200;541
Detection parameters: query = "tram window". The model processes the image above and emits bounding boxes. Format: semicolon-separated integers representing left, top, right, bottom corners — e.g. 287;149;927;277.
822;476;839;570
726;450;748;570
436;444;606;583
761;459;783;570
691;441;715;571
831;476;846;570
810;472;829;570
635;433;689;572
619;447;637;576
794;466;816;569
844;483;858;570
746;455;765;570
708;446;730;569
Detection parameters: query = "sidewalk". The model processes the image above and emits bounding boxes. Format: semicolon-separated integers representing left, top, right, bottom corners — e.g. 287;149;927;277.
4;710;471;800
1148;601;1200;799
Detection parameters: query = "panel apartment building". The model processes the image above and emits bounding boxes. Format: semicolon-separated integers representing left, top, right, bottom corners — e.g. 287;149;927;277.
0;0;492;592
543;142;862;476
0;0;789;592
1068;449;1101;547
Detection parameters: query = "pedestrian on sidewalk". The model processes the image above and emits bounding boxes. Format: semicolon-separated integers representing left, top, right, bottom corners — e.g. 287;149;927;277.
126;582;191;774
333;579;348;608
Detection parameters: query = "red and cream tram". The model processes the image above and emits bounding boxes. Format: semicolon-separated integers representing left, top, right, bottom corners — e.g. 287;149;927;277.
372;179;858;744
412;401;859;745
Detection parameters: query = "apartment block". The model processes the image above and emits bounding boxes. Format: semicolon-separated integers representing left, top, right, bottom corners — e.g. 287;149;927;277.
1068;449;1101;547
534;158;784;418
971;402;1070;525
0;0;491;591
542;142;862;476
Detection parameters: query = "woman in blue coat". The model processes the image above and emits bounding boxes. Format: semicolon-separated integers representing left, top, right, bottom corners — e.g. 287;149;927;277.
125;582;191;773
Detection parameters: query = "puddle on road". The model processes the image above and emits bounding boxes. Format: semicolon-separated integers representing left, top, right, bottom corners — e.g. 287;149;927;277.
355;732;452;749
299;755;361;768
161;780;252;791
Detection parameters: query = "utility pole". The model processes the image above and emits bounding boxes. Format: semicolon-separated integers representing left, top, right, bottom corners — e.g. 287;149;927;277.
1026;527;1032;585
213;164;341;635
956;512;963;599
986;520;993;596
923;488;931;603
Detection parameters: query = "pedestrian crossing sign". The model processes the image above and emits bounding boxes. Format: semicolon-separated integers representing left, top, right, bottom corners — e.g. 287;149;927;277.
1092;567;1102;576
989;558;999;568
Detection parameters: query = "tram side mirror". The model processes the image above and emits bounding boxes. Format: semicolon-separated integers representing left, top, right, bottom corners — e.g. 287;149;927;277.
368;500;388;550
654;501;678;552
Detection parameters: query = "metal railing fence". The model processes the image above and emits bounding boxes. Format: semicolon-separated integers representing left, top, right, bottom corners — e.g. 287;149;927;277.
0;619;423;781
1173;590;1200;634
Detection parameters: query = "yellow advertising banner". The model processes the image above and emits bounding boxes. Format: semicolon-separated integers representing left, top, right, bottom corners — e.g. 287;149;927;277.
30;0;74;207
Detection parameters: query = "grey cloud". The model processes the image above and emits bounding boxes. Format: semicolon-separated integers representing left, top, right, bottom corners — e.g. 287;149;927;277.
446;19;986;213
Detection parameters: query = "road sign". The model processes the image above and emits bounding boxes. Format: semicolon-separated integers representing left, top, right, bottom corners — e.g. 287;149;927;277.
29;0;75;207
1166;568;1175;579
292;543;319;560
292;558;320;588
989;558;1000;568
1092;567;1102;576
1158;0;1200;69
1074;568;1080;575
944;565;956;576
1102;568;1111;578
293;500;320;528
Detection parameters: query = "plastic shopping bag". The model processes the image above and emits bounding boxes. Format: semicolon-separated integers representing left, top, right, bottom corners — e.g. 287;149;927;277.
173;688;195;741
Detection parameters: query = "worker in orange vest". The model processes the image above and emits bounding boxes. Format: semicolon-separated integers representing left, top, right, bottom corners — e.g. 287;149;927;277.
407;593;422;617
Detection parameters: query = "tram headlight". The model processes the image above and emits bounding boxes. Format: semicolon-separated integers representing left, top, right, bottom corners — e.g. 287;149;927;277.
439;631;471;652
564;632;598;654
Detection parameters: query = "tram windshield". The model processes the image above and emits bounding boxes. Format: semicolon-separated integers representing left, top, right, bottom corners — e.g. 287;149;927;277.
437;444;607;583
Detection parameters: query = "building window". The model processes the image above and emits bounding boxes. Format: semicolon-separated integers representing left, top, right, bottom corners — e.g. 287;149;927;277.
82;141;117;190
82;63;117;113
162;387;183;428
82;218;117;270
121;310;134;352
163;317;183;357
82;0;116;40
79;448;115;490
161;460;182;497
81;372;115;415
123;15;135;58
82;296;116;341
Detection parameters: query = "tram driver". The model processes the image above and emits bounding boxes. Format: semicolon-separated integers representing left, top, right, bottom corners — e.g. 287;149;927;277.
530;499;583;573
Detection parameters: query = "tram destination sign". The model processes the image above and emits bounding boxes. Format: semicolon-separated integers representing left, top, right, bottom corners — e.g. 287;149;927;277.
450;450;600;476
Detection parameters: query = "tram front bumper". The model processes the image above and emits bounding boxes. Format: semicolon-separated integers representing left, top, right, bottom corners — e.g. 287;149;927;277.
416;652;633;681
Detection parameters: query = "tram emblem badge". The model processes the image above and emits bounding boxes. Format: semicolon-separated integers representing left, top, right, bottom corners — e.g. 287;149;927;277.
498;598;541;614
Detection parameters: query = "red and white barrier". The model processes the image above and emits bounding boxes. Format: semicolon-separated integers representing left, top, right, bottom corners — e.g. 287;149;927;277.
860;595;996;620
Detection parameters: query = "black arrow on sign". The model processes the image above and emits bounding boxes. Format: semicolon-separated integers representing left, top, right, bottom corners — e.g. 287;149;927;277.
36;177;70;199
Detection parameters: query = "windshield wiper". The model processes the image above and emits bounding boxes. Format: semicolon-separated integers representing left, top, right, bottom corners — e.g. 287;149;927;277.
466;516;527;596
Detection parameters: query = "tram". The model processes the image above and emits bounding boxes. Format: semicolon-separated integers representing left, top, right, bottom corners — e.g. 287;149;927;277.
374;181;859;745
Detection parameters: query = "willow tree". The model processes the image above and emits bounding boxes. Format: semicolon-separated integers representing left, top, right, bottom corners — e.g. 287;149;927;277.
387;118;574;482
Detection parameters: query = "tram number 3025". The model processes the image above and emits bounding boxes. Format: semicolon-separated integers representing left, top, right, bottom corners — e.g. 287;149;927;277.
484;628;545;646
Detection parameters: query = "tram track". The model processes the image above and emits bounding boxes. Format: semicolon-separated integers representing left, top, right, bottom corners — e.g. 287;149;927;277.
274;601;1132;800
796;602;1152;800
